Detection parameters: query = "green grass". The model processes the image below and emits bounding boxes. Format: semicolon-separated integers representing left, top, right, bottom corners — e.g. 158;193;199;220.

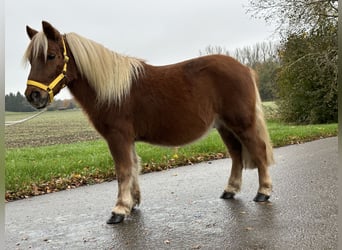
5;120;337;200
6;141;113;198
268;121;338;146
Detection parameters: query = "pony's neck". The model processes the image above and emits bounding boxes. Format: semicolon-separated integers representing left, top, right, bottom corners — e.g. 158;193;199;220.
67;78;99;114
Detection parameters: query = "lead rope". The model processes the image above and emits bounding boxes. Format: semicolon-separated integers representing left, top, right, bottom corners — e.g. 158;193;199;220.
5;108;47;126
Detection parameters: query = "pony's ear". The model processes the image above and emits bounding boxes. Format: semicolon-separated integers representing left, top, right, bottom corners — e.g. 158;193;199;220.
26;26;38;40
42;21;60;41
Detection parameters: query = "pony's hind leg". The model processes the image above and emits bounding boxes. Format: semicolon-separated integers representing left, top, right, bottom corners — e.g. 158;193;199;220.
217;127;244;199
237;126;273;202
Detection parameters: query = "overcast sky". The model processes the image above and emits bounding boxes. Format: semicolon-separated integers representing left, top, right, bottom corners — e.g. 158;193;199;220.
5;0;277;100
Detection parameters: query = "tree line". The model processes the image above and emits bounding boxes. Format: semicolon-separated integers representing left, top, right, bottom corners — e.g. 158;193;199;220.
5;91;78;112
5;92;35;112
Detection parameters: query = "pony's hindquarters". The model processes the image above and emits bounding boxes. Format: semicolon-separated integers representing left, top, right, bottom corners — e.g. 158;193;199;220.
219;67;274;202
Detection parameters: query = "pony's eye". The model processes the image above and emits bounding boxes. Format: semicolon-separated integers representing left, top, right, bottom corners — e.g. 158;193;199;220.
47;54;56;60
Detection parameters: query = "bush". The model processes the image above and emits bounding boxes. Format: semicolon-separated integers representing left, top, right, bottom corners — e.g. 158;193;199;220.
277;23;337;124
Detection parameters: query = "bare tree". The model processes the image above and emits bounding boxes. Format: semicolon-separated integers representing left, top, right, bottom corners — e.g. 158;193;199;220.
246;0;338;36
199;45;230;56
200;42;278;67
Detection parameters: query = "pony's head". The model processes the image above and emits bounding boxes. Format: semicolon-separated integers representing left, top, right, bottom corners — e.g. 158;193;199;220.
24;21;69;109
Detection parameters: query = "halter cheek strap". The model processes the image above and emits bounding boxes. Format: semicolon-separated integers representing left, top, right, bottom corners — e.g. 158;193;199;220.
27;36;69;103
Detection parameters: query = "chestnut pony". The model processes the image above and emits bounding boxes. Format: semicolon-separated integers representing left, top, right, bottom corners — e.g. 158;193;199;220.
24;21;274;224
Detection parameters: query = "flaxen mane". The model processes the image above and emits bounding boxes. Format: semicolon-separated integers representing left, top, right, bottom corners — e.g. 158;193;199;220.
65;33;144;104
24;32;144;104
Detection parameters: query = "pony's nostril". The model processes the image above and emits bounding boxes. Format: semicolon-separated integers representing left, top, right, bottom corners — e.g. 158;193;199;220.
30;91;41;101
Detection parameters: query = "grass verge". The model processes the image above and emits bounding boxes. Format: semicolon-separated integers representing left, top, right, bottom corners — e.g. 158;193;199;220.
5;121;337;201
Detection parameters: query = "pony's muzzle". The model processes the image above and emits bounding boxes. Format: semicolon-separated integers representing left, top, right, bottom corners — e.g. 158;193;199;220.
25;88;49;109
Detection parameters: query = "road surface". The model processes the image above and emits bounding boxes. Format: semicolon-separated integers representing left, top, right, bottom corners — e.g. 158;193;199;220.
6;137;337;249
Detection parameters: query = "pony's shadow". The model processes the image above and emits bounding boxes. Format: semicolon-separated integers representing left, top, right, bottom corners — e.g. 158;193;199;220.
106;209;150;248
222;197;248;213
221;196;277;228
222;197;278;247
106;199;278;249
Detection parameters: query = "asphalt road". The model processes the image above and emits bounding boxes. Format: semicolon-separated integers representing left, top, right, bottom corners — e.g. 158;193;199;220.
6;137;337;250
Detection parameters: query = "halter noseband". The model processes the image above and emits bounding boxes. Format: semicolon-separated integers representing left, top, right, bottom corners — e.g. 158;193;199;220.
26;36;69;103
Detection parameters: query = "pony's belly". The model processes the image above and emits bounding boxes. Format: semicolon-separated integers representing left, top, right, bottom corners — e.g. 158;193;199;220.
138;120;215;147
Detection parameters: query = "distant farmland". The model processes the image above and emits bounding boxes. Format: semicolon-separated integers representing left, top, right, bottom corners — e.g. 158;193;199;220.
5;110;101;148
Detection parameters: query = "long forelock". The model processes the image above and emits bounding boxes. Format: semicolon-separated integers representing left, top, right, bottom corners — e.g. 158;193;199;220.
65;32;144;105
23;32;48;65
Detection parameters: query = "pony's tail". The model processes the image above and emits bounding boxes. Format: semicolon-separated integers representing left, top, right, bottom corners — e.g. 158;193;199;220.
247;68;274;167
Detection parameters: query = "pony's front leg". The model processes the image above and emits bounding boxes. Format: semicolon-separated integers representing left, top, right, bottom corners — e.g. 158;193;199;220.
106;138;136;224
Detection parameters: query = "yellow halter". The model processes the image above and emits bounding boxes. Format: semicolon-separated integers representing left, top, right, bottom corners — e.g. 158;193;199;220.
26;36;69;102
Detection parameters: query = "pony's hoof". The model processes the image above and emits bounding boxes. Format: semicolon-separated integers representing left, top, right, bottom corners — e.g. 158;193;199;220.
220;191;235;199
106;212;125;224
253;192;270;202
